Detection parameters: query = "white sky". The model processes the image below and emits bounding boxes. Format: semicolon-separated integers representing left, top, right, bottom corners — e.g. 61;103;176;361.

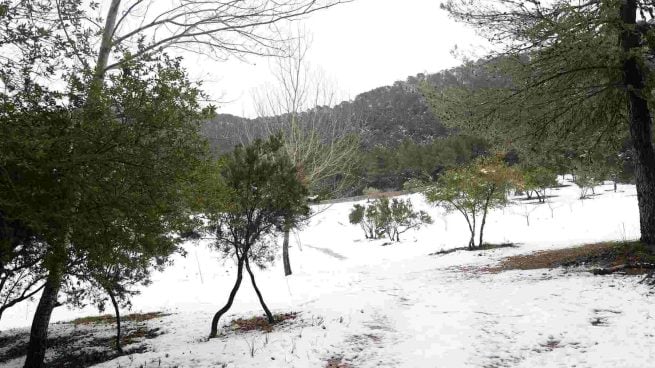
182;0;483;118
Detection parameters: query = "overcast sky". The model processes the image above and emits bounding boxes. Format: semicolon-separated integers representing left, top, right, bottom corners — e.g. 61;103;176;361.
183;0;483;118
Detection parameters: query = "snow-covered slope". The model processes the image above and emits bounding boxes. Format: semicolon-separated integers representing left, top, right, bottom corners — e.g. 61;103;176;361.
3;178;653;367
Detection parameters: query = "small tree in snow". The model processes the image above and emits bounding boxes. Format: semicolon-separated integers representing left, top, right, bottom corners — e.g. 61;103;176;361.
573;165;603;199
349;204;382;239
376;198;433;242
424;157;521;249
349;198;432;242
206;136;309;338
522;166;558;203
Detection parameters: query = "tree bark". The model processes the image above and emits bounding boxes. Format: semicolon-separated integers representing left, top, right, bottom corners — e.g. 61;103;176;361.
108;289;122;353
479;208;488;248
209;256;245;338
620;0;655;246
23;267;64;368
282;226;292;276
95;0;122;80
244;258;274;324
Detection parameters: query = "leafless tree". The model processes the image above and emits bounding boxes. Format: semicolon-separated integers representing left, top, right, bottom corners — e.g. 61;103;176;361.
250;28;361;275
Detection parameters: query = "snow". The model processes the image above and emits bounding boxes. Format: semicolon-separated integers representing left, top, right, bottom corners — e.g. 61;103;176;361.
2;177;655;367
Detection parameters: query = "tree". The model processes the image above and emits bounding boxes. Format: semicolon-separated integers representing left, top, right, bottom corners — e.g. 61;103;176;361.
430;0;655;247
375;198;433;242
205;136;309;338
571;155;605;199
424;157;521;248
251;29;361;276
348;198;432;241
522;166;558;203
1;37;207;368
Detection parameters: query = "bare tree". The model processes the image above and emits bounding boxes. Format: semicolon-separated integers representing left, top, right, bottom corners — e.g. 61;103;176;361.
251;28;361;276
96;0;352;80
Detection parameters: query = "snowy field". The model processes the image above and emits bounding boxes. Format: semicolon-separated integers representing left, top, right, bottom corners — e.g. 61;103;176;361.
2;177;654;367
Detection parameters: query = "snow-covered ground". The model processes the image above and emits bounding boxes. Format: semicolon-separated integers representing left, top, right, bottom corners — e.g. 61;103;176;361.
3;177;654;367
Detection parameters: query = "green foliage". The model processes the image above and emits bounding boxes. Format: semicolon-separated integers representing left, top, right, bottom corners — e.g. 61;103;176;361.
349;197;432;242
424;0;655;168
207;135;309;267
0;53;208;314
349;203;382;239
522;166;558;203
572;157;605;200
361;136;489;191
348;204;365;225
403;178;428;193
424;156;521;248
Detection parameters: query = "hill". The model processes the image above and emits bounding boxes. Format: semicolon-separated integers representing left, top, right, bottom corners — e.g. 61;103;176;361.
201;64;498;154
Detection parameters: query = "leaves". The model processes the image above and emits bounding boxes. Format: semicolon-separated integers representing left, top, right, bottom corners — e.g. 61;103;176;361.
205;135;309;266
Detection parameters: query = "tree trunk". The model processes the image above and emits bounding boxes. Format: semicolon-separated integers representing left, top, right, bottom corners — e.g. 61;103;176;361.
108;290;122;353
469;214;477;249
209;256;245;338
95;0;122;80
244;258;274;324
479;187;495;247
620;0;655;246
23;268;64;368
282;225;292;276
479;209;488;248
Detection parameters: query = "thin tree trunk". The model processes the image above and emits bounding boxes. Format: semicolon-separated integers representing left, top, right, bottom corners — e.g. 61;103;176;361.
282;224;292;276
210;256;245;338
108;289;122;353
620;0;655;246
470;212;477;249
244;258;274;324
479;208;488;248
23;267;64;368
479;188;494;247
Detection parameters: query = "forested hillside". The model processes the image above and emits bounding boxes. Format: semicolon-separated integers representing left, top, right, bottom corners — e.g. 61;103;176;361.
201;65;496;153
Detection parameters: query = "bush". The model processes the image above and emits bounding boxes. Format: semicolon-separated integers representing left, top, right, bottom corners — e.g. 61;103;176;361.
349;197;432;241
522;166;558;202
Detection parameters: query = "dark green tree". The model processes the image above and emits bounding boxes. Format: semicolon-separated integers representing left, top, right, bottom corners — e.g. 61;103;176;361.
1;54;207;367
206;136;309;338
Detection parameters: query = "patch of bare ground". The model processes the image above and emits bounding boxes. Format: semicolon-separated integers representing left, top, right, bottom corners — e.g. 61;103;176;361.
71;311;169;325
325;355;353;368
488;241;655;275
229;312;298;333
431;243;518;256
0;311;166;367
